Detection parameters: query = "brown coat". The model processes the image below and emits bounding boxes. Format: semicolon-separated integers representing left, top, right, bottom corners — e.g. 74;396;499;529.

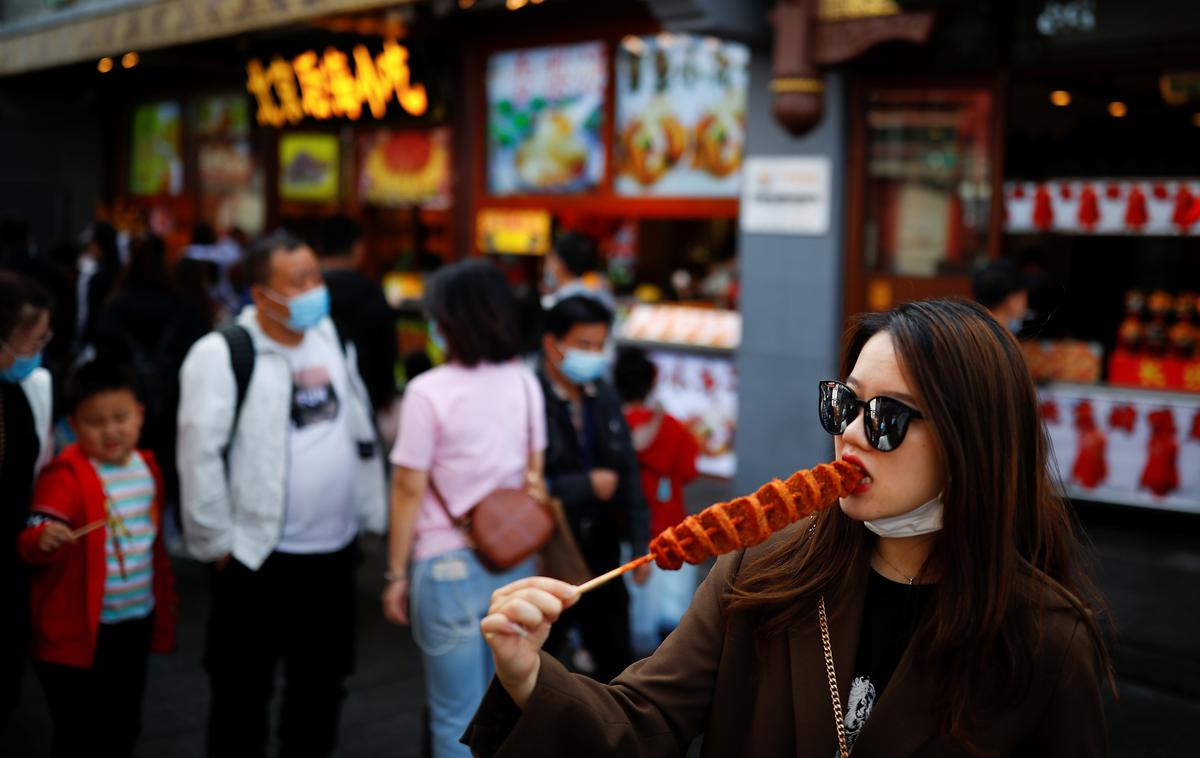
464;526;1109;757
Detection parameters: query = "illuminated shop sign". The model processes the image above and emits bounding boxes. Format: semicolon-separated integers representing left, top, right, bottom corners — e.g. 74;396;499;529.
246;40;427;127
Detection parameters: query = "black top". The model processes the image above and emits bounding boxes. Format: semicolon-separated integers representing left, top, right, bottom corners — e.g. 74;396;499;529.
844;569;935;752
324;269;398;413
1;381;38;587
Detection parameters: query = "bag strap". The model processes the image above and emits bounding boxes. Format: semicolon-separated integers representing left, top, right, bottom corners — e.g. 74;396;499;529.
218;324;255;457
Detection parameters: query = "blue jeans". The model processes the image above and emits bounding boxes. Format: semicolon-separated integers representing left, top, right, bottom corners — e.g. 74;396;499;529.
410;549;535;758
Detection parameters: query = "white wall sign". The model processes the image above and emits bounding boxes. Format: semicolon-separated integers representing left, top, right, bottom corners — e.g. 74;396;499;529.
739;156;831;235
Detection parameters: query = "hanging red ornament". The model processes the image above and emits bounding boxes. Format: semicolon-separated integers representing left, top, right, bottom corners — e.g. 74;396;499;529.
1109;404;1137;432
1125;185;1149;232
1033;185;1054;231
1077;184;1100;232
1152;183;1169;200
1011;185;1026;200
1071;403;1107;490
1039;399;1060;424
1105;183;1122;200
1059;184;1073;200
1140;409;1179;497
1172;185;1195;233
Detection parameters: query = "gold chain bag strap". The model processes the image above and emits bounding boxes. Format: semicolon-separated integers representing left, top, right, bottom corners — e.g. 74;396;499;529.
428;369;554;573
818;595;851;757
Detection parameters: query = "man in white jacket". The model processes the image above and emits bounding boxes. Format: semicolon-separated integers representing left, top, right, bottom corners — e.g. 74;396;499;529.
177;231;386;758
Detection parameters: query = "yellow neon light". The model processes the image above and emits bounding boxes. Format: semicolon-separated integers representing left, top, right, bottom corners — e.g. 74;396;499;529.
246;40;428;127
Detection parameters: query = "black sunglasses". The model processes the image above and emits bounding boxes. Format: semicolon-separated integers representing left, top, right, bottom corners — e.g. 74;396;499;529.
818;380;925;452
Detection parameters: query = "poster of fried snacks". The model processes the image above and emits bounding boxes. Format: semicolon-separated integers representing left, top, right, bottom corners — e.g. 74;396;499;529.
359;128;451;209
487;42;607;195
615;35;749;197
130;101;184;197
279;132;339;202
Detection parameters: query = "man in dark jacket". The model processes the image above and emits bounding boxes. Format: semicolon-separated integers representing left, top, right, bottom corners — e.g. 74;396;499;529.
538;296;650;683
319;214;397;417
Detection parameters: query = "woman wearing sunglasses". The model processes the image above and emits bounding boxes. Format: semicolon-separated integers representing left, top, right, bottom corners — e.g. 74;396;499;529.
465;298;1111;757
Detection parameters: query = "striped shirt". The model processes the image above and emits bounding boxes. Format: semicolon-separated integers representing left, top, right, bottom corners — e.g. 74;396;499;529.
94;453;157;624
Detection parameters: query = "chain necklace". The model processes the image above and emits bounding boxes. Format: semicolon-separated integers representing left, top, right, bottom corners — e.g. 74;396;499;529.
875;548;917;585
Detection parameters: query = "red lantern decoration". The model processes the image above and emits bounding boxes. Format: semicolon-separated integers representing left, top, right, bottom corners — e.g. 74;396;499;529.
1152;182;1169;200
1039;399;1060;424
1011;185;1026;200
1059;184;1073;200
1105;183;1122;200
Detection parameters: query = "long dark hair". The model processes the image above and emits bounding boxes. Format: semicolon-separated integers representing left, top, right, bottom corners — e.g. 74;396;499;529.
726;297;1111;743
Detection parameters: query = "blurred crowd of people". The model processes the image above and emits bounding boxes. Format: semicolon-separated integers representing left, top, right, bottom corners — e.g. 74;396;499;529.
0;216;699;758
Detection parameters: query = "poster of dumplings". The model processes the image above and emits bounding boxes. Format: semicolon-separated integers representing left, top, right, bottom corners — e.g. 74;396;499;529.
615;35;749;197
487;42;607;196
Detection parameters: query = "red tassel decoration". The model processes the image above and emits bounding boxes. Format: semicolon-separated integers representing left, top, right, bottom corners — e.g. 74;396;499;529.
1173;185;1196;234
1078;184;1100;232
1125;185;1149;232
1033;185;1054;231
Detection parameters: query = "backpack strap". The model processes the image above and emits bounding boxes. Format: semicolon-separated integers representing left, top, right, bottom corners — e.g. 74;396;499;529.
217;324;255;453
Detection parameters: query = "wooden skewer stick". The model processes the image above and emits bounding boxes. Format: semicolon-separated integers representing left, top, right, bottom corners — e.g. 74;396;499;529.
70;519;106;539
575;553;654;596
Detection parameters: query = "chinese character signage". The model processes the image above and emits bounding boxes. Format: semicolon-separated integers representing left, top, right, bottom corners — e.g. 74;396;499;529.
246;40;427;127
130;101;183;197
615;35;748;197
359;128;451;209
279;132;339;203
487;42;607;196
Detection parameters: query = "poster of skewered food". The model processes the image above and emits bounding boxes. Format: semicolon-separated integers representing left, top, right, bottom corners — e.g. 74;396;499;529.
487;42;607;195
279;132;339;203
615;35;749;197
359;128;451;209
130;101;183;197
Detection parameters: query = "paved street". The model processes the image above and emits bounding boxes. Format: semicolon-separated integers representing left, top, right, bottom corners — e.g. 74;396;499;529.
3;491;1199;756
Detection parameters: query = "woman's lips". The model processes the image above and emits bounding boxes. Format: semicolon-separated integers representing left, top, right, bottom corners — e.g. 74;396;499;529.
842;454;873;495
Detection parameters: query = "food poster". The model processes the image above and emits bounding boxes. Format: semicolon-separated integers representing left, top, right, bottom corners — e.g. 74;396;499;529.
487;42;607;195
647;351;738;478
199;142;265;235
1038;385;1200;513
130;101;184;197
279;132;339;202
194;93;251;139
615;35;749;197
359;128;451;209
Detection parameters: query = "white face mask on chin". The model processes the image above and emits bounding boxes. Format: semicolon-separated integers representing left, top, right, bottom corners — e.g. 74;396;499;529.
864;492;943;538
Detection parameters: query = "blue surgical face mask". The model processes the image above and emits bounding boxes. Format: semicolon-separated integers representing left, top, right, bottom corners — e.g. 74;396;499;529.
267;285;329;332
427;320;447;354
559;346;608;385
0;343;42;384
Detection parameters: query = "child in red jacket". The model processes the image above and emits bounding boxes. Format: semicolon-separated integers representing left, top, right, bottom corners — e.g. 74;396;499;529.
615;348;700;654
18;359;176;758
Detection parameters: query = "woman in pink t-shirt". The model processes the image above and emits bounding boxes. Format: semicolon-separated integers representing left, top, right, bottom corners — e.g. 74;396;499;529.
382;260;546;758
